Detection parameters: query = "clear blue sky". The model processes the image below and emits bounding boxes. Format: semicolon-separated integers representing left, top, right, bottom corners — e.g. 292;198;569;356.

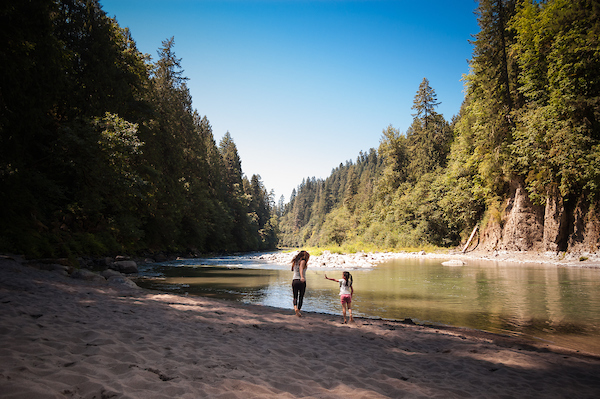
100;0;480;203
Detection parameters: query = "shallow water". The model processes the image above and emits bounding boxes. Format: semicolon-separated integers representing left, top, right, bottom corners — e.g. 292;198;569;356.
136;254;600;355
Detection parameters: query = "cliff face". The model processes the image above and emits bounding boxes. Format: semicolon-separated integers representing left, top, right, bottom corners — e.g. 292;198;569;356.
480;179;600;253
568;194;600;253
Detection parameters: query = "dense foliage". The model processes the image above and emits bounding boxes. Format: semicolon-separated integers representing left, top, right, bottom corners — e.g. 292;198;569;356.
0;0;277;257
279;0;600;250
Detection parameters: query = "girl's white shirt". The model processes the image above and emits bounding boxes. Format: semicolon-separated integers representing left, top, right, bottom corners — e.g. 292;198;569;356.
339;279;352;296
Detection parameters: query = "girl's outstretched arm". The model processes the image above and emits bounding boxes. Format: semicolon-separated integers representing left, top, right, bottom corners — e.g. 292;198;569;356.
324;274;339;282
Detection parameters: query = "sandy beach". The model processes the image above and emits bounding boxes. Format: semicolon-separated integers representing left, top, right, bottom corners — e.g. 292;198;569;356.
2;256;600;398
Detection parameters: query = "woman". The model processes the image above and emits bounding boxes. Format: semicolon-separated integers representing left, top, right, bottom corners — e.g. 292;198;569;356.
291;250;309;317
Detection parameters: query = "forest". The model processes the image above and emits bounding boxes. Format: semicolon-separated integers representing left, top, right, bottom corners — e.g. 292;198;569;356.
1;0;599;259
1;0;277;258
278;0;600;253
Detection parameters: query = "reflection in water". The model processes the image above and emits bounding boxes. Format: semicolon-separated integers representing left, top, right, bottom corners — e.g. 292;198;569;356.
136;256;600;355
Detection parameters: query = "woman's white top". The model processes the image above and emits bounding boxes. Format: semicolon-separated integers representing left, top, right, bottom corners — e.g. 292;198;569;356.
339;279;352;296
292;261;303;280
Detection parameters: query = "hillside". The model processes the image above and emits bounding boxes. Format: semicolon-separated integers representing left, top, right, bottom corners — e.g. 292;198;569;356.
278;0;600;254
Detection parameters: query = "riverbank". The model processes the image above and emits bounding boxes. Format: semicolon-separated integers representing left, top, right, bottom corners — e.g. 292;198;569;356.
255;248;600;269
2;256;600;398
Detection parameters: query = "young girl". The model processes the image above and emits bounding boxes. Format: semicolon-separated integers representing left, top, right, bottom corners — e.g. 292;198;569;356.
324;271;353;323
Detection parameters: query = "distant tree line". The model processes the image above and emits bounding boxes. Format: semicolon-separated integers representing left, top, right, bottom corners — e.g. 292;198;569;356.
0;0;277;257
279;0;600;251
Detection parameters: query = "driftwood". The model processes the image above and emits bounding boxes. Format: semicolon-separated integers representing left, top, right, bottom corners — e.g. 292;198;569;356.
462;225;479;253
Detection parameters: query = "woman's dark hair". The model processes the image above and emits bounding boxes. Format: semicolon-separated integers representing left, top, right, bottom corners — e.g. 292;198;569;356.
343;271;353;287
291;250;310;269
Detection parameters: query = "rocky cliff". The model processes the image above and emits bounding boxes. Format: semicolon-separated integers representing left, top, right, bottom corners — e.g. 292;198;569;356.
480;179;600;254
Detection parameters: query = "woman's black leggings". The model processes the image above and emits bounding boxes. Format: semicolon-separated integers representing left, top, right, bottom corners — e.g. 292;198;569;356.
292;279;306;310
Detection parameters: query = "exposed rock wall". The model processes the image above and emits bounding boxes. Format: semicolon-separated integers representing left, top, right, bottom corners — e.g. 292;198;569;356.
542;185;568;252
568;194;600;253
502;179;545;251
479;179;600;253
479;222;502;251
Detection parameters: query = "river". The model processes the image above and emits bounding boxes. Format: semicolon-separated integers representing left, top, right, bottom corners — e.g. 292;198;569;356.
135;253;600;355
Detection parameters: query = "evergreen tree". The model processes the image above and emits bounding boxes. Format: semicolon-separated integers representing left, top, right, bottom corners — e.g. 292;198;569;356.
411;78;441;129
219;132;243;195
142;37;194;249
377;125;407;196
461;0;520;200
276;195;286;217
218;131;250;250
406;80;452;181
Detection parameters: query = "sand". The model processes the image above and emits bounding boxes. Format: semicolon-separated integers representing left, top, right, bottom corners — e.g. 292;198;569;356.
2;257;600;398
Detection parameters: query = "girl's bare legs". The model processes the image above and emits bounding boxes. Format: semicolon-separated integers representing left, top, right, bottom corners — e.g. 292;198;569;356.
348;306;353;323
342;303;347;323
